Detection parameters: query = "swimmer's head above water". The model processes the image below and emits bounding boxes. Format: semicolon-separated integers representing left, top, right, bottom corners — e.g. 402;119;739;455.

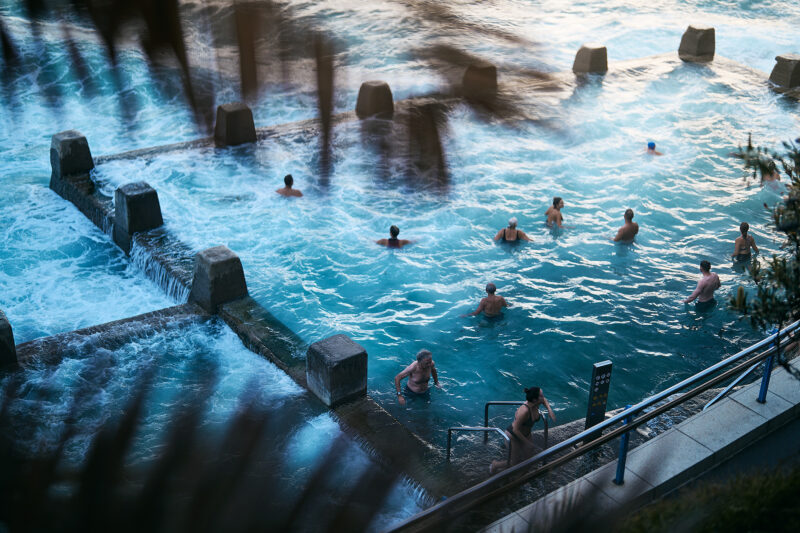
524;386;542;402
624;208;634;221
647;142;656;151
700;260;711;273
485;282;497;294
416;349;433;365
740;221;749;236
552;196;563;209
508;217;517;228
284;174;293;187
390;225;400;238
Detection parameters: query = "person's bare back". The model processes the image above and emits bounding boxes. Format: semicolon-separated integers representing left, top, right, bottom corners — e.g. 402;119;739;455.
466;282;508;317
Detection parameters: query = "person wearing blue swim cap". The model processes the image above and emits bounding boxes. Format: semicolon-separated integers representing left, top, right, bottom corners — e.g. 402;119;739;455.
646;141;663;156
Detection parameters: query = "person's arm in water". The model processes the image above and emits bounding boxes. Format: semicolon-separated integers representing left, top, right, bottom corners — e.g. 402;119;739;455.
749;235;759;254
377;238;388;246
394;362;416;405
431;362;440;388
501;296;509;309
466;298;487;316
612;226;625;242
493;229;505;241
684;279;703;303
517;230;532;242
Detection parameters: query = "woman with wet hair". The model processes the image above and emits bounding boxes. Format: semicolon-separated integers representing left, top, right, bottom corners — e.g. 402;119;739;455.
490;386;556;474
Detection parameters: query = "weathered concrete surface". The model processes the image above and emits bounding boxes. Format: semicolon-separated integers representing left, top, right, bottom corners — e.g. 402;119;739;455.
306;334;367;407
14;304;209;367
113;182;164;254
50;130;94;182
573;44;608;74
769;54;800;89
678;25;715;62
356;81;394;118
462;62;498;101
214;102;257;146
188;246;249;313
0;310;17;367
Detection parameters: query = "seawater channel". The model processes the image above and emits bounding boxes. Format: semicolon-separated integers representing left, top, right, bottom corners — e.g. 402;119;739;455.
1;0;799;530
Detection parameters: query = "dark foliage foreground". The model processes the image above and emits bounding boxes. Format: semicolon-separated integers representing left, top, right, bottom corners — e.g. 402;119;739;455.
0;364;400;533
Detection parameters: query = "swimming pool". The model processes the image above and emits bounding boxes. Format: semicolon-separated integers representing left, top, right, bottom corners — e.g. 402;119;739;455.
1;0;799;527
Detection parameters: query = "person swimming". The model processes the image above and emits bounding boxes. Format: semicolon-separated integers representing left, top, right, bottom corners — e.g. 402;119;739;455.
493;217;532;242
732;222;759;262
646;141;663;156
377;225;413;248
545;197;565;228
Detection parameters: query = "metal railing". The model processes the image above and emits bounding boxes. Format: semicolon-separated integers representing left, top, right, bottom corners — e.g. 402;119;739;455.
483;401;549;448
389;320;800;533
446;427;511;466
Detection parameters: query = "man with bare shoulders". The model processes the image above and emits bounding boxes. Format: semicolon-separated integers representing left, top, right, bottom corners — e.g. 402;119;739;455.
646;142;663;156
545;197;565;228
377;225;413;248
395;349;439;405
466;283;508;318
276;174;303;197
732;221;759;262
613;208;639;243
683;260;721;312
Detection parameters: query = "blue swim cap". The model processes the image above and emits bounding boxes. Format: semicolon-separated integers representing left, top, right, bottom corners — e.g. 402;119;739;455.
647;142;656;150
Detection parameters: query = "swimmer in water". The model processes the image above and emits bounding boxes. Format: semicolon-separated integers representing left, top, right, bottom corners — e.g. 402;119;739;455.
275;174;303;197
545;197;566;228
683;260;721;312
612;208;639;243
465;282;508;318
762;161;781;184
732;222;759;262
494;217;532;242
646;141;663;156
394;349;439;405
377;225;413;248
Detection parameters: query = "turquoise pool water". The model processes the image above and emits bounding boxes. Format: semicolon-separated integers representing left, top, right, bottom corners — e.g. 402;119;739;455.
1;0;799;526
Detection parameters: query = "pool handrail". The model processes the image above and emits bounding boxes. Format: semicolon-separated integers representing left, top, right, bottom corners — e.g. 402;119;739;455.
388;320;800;533
483;401;549;448
446;426;511;467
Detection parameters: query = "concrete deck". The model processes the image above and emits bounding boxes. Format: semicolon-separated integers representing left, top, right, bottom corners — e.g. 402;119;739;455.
480;359;800;532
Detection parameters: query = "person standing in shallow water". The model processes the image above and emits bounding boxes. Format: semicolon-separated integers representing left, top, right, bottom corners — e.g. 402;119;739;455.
490;387;556;474
276;174;303;197
613;208;639;243
684;260;721;312
377;225;412;248
465;283;508;317
545;197;566;228
732;222;759;262
494;217;531;242
394;349;439;405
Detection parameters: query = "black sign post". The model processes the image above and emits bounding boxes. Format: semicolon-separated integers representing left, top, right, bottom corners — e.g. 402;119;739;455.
584;360;613;440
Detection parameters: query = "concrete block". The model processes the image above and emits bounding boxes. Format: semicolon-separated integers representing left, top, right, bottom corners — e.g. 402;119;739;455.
50;130;94;184
677;399;767;461
769;54;800;89
0;310;17;367
678;25;715;62
572;44;608;74
462;62;498;101
188;246;248;312
730;384;794;431
214;103;257;147
306;334;367;407
113;182;164;254
584;460;653;507
355;81;394;119
623;428;713;497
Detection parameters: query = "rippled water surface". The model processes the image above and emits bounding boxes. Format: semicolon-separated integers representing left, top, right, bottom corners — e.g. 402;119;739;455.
1;0;799;524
